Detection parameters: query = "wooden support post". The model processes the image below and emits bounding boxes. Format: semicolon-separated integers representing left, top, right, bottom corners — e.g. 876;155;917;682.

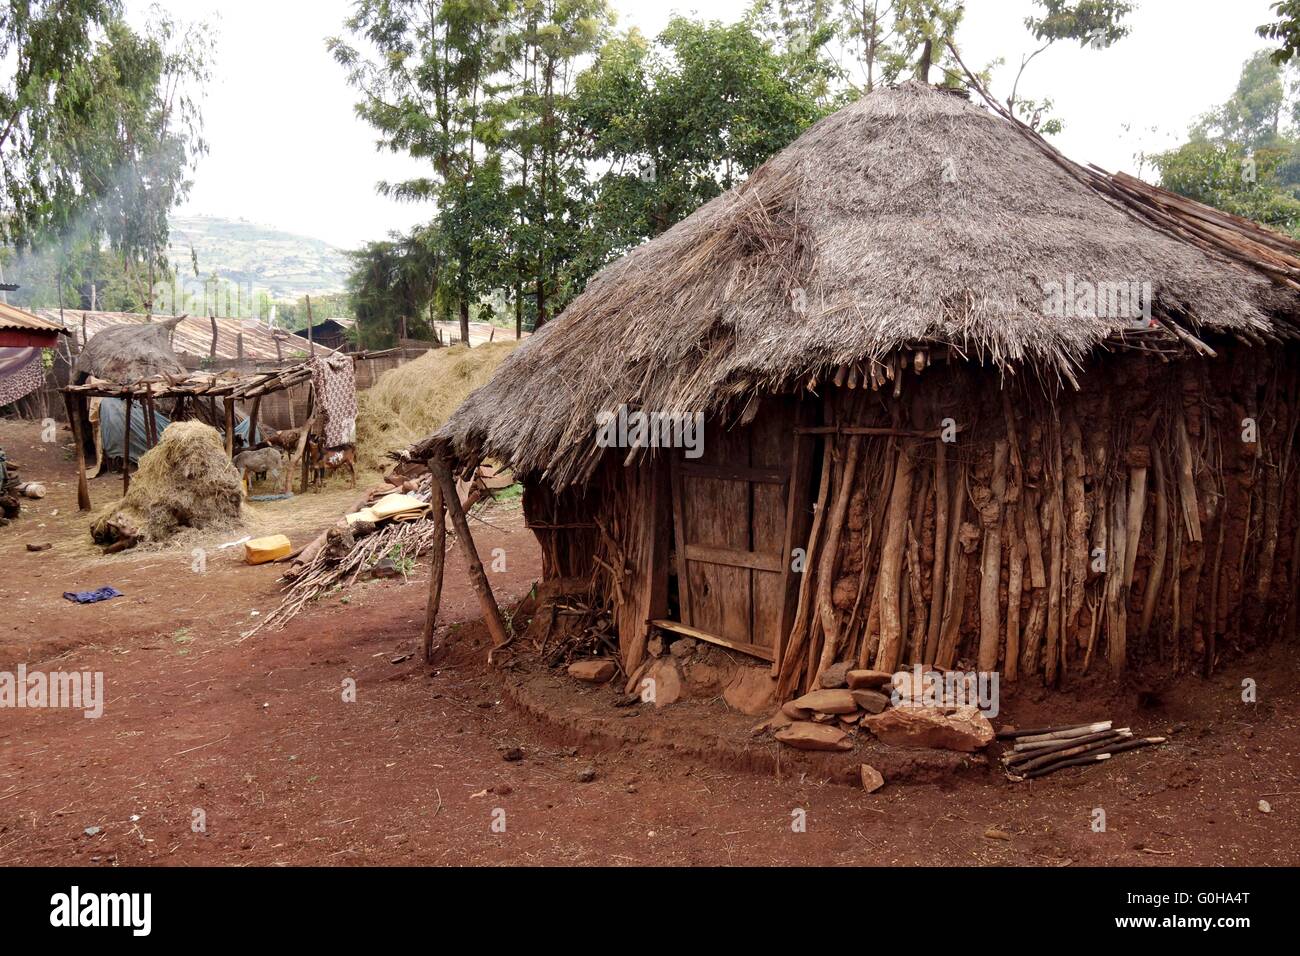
421;480;447;663
63;391;92;512
306;295;315;355
143;392;159;448
209;314;218;358
247;394;262;448
298;386;315;493
122;393;134;495
430;456;510;647
223;397;235;458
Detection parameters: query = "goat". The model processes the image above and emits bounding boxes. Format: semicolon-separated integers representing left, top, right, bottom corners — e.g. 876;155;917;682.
306;436;356;491
233;447;290;495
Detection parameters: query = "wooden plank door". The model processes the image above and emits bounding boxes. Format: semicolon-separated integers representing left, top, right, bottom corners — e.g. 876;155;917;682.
670;397;809;659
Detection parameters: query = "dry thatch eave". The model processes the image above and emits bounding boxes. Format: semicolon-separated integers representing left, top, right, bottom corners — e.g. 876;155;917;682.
419;81;1300;489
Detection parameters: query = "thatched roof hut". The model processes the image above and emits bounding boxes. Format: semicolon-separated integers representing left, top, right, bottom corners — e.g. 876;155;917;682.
73;315;187;385
417;82;1300;701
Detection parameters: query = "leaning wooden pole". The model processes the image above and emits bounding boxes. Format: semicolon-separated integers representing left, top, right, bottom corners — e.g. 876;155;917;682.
420;480;448;663
430;455;510;648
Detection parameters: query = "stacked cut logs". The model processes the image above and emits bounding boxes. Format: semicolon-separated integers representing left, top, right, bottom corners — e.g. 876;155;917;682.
773;346;1300;695
998;720;1166;780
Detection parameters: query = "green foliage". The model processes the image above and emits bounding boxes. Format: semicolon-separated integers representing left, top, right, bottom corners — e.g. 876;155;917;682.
1;3;210;283
1259;1;1300;64
1024;0;1133;47
1152;51;1300;241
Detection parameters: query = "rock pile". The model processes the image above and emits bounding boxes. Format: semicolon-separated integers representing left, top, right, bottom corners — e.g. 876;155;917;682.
756;667;995;754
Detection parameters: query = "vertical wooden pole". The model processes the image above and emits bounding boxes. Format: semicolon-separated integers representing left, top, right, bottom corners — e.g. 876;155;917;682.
63;391;92;512
421;479;447;663
122;392;134;495
430;456;510;648
306;295;315;355
299;385;315;493
247;394;262;448
144;392;158;447
223;397;235;458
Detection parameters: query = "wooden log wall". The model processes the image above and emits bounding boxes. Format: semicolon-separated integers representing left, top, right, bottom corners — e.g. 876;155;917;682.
778;346;1300;696
522;345;1299;700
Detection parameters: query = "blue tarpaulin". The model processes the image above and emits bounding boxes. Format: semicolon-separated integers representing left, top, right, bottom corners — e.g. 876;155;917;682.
98;398;260;465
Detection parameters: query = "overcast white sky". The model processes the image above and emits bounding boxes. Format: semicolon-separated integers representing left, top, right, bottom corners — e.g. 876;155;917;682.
142;0;1282;250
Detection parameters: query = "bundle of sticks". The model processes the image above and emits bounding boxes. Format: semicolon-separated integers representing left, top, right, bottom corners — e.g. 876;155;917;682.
243;514;450;638
998;720;1166;781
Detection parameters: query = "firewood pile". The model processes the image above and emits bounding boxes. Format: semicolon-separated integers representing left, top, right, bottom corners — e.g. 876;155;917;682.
537;596;619;671
999;720;1166;781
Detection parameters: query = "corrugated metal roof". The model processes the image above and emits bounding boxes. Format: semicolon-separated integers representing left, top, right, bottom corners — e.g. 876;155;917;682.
0;302;70;334
33;310;294;361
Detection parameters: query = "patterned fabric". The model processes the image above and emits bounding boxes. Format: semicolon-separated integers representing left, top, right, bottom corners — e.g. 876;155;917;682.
0;348;44;407
309;353;357;448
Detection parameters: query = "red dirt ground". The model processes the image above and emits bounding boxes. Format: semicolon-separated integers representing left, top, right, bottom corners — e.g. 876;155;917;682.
1;419;1298;866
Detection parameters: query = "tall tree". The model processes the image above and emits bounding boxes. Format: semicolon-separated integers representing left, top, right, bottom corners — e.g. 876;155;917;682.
330;0;513;343
1;1;209;299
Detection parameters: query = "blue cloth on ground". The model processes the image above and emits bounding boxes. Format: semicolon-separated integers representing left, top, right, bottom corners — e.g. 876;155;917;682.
62;587;124;604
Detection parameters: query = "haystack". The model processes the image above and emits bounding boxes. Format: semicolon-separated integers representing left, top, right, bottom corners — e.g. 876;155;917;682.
355;341;520;474
91;420;242;549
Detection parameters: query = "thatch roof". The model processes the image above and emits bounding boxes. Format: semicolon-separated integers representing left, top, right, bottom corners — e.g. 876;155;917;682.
73;316;187;384
421;81;1300;488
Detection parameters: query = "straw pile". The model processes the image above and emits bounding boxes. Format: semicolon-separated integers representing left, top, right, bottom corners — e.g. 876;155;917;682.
90;420;243;549
355;341;520;474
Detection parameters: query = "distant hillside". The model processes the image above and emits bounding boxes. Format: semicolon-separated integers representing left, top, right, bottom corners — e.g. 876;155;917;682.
167;216;351;300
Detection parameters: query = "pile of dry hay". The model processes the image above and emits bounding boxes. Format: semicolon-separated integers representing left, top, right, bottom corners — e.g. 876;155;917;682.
355;341;519;474
91;420;243;550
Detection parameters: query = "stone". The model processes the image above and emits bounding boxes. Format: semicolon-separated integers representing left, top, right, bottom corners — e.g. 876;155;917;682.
501;747;524;762
751;710;794;736
846;669;894;690
775;721;854;752
576;765;597;783
861;705;994;752
851;689;891;714
789;689;858;715
645;657;683;707
859;764;885;793
568;660;616;683
624;659;652;696
668;637;697;659
839;712;862;725
819;661;852;689
723;667;777;716
890;667;939;701
684;661;725;694
783;700;811;720
812;712;836;724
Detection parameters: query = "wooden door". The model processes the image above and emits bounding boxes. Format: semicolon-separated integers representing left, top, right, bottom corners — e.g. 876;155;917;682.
669;397;811;660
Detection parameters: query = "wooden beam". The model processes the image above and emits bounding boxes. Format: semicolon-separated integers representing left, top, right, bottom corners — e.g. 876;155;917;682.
223;397;235;458
683;544;784;574
420;480;447;663
431;456;510;648
121;393;134;495
63;391;91;512
650;619;774;663
669;456;692;625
